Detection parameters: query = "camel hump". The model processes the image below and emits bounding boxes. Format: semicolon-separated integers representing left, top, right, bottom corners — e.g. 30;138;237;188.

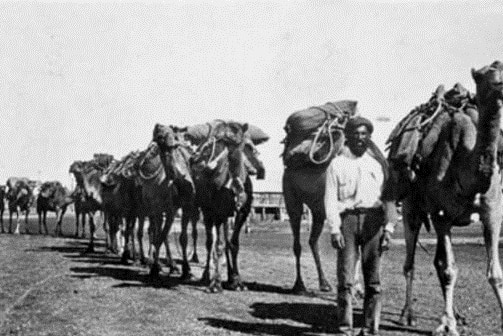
282;100;358;169
185;120;269;146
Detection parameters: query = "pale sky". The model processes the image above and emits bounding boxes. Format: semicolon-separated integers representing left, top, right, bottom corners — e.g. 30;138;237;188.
1;0;502;191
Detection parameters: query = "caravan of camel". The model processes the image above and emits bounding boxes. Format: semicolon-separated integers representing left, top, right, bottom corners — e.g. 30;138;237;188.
2;61;503;336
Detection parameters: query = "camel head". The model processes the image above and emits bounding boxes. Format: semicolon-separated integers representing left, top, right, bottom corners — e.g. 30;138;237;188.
470;61;503;191
472;61;503;109
136;142;167;185
152;123;178;151
152;124;195;187
39;181;57;198
201;121;250;210
6;178;31;204
69;161;85;186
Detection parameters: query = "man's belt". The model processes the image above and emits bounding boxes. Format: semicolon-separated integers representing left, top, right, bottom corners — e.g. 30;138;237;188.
341;207;383;216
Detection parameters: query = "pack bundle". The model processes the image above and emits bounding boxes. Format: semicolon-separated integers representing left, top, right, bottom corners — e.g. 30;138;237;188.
185;120;269;146
282;100;358;169
92;153;115;170
386;83;478;199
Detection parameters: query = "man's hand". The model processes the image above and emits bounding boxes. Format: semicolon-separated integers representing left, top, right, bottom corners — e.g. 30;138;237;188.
380;230;392;252
331;232;345;250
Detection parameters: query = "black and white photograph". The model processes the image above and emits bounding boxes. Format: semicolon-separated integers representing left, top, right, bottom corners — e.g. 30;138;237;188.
1;1;503;335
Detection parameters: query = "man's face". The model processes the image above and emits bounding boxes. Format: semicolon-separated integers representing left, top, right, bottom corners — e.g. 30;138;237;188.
347;125;370;156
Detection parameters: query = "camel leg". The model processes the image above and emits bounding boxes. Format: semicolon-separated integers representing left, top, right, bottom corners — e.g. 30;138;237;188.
24;209;29;234
201;218;213;284
87;214;95;253
399;197;421;327
0;209;4;233
8;210;12;233
226;210;247;291
161;211;178;275
74;210;80;237
14;210;20;234
149;214;163;278
309;210;332;292
43;211;49;236
38;211;43;234
103;213;111;252
207;223;224;293
137;216;147;265
121;217;134;264
81;213;86;238
285;192;307;293
54;210;60;236
432;222;459;336
480;170;503;332
190;210;200;263
179;207;193;280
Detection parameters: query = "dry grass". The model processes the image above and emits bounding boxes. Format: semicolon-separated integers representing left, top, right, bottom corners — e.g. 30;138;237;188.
0;215;501;335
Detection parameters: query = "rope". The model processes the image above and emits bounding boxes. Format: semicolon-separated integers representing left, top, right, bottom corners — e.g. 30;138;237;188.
138;156;164;181
401;97;444;133
207;137;217;163
308;117;344;165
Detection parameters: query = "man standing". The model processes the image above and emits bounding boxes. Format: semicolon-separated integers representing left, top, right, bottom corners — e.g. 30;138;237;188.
324;117;396;336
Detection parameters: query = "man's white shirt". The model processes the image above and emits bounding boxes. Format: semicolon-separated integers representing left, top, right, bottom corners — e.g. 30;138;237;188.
324;147;391;234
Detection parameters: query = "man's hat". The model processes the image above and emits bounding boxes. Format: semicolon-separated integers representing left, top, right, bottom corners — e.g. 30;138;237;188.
344;116;374;135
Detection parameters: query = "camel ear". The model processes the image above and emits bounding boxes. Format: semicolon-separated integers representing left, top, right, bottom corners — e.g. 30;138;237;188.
242;123;249;133
471;68;480;81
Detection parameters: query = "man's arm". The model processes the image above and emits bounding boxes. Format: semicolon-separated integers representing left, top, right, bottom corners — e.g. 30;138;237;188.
324;160;342;234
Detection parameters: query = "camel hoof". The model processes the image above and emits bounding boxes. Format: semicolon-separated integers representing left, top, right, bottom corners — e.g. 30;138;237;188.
180;272;194;282
227;278;247;291
398;308;417;327
433;316;459;336
292;280;308;295
319;282;332;292
168;266;181;276
206;283;223;294
200;270;210;285
149;264;161;278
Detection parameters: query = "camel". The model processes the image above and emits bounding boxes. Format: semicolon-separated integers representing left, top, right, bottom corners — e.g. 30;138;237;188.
188;121;256;293
134;141;177;277
281;101;359;293
0;185;5;233
153;124;200;280
389;61;503;336
71;186;91;238
69;154;114;252
36;181;73;236
5;177;33;234
100;151;147;263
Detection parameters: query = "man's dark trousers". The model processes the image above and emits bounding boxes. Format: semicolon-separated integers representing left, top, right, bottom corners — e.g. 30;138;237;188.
337;208;384;334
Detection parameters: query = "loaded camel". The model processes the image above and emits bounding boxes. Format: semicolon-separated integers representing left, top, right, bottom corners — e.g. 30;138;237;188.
100;155;142;260
281;101;361;293
388;61;503;336
134;141;178;277
153;121;267;289
36;181;73;236
5;177;33;234
153;124;200;280
69;154;114;252
0;185;5;233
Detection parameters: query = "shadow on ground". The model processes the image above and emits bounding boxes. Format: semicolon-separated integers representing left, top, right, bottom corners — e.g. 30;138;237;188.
29;239;301;294
202;302;432;336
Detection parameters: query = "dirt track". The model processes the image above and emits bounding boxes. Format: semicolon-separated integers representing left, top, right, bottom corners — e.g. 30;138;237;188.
0;216;502;336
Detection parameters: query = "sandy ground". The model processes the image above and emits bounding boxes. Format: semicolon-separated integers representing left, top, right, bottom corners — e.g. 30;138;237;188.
0;215;501;336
